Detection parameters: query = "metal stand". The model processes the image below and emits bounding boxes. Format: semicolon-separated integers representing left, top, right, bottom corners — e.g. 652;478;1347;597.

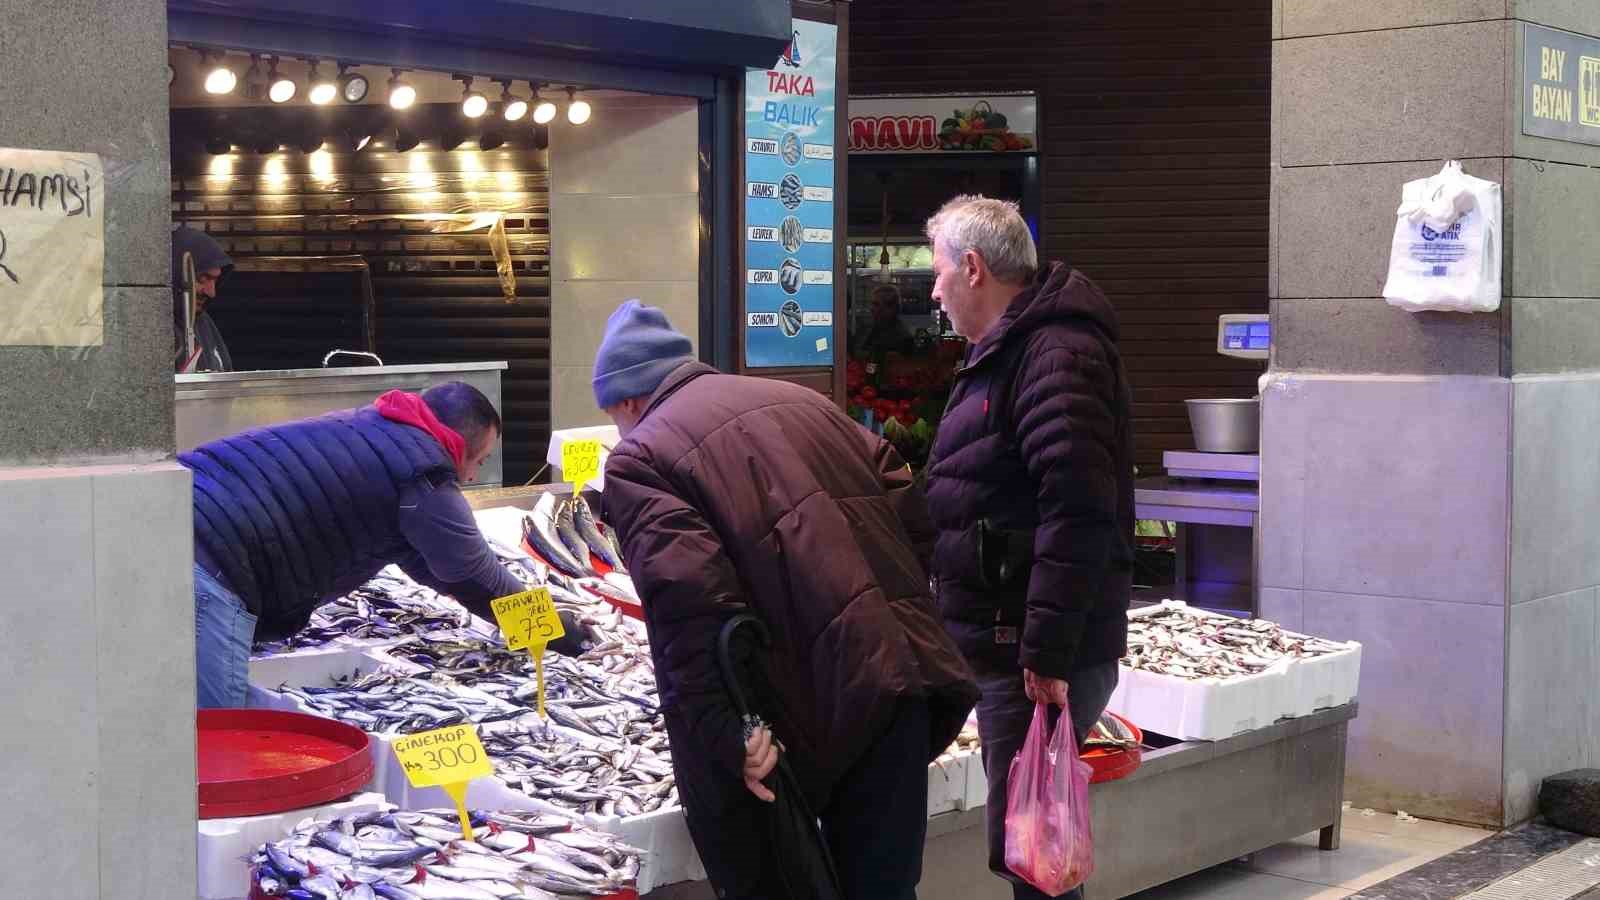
1082;703;1357;899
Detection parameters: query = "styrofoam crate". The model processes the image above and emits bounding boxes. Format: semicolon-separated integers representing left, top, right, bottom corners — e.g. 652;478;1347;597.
927;749;970;816
1112;600;1362;741
198;792;387;900
963;746;990;810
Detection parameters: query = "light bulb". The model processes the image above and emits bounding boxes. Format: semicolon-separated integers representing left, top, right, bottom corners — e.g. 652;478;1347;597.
567;99;592;125
533;100;557;125
205;65;237;95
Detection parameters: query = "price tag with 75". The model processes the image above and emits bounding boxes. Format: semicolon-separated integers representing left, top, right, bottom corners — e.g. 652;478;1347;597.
491;588;565;652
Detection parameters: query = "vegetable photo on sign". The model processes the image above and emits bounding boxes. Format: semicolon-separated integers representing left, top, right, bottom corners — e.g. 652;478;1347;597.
939;100;1034;152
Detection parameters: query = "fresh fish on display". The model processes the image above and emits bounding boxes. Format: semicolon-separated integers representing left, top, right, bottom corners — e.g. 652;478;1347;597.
1123;606;1348;680
1085;712;1141;751
524;494;588;579
478;719;679;817
570;496;625;574
279;670;522;735
554;499;592;571
251;807;642;898
255;569;476;654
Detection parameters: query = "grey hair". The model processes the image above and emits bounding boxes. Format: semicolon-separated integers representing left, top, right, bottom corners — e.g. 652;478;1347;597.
924;195;1038;283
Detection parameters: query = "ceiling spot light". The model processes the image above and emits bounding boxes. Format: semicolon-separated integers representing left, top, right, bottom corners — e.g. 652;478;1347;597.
565;86;591;125
440;130;467;152
479;130;505;151
531;84;557;125
395;128;421;153
242;55;267;101
205;136;233;155
458;75;488;118
388;69;416;110
500;81;528;122
267;57;296;103
203;51;237;95
338;65;370;104
308;61;337;106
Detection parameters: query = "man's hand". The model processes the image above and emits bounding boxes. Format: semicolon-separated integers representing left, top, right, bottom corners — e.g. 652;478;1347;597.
743;725;780;802
1024;669;1069;708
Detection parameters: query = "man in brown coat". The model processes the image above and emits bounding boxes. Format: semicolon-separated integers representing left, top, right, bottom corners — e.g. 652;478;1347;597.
593;300;979;900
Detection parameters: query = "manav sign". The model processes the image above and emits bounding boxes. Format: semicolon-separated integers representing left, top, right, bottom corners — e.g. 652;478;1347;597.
1522;23;1600;146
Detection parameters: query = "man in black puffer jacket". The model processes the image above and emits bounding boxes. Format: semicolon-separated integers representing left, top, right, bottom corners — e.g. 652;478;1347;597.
183;382;539;708
923;196;1134;900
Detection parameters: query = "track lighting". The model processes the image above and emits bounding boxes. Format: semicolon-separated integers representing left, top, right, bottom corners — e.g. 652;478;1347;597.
500;81;528;122
267;57;296;104
308;61;337;106
203;51;237;95
565;86;591;125
338;65;370;103
388;69;416;110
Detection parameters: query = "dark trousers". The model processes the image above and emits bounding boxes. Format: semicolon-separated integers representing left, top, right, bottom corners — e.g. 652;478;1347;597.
976;663;1119;900
689;699;932;900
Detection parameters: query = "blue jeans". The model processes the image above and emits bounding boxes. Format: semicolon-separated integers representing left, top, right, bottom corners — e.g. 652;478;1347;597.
195;564;257;708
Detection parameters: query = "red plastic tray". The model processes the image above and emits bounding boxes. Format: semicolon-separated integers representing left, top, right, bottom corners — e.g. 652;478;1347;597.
198;708;373;819
1083;711;1143;784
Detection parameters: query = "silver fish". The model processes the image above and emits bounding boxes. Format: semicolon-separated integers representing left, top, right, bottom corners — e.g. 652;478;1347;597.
572;495;625;572
524;494;587;578
554;498;593;571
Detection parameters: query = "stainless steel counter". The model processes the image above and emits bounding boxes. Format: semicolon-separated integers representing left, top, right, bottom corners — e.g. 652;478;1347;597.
1135;475;1261;615
175;362;510;486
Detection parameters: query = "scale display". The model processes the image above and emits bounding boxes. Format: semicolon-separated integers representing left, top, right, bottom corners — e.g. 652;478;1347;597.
1217;314;1270;360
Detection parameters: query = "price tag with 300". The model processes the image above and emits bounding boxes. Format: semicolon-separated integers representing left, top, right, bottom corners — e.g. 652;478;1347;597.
562;438;604;490
391;724;494;840
393;724;494;788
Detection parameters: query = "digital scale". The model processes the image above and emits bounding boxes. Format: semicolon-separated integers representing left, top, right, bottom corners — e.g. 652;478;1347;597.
1134;313;1270;615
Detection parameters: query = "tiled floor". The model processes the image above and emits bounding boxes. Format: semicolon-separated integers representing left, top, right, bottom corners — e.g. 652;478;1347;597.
1124;813;1494;900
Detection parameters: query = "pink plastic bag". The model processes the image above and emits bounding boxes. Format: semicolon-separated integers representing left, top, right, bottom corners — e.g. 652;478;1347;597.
1004;701;1095;896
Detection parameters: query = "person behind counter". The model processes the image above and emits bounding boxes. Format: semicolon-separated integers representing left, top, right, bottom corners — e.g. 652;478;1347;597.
172;225;236;372
922;195;1134;900
591;300;978;900
183;381;585;708
850;282;916;358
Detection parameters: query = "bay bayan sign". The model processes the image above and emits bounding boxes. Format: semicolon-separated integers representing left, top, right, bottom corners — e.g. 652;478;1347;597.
847;94;1038;153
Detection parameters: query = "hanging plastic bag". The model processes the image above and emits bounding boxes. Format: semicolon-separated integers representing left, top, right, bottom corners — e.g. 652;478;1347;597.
1005;702;1095;896
1381;160;1502;313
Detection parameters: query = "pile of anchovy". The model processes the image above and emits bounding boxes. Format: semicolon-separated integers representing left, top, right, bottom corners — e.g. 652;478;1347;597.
480;718;678;818
1123;606;1348;680
255;569;479;655
278;670;523;735
252;806;642;898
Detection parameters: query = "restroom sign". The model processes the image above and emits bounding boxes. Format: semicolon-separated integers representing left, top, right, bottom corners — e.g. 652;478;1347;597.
1522;24;1600;145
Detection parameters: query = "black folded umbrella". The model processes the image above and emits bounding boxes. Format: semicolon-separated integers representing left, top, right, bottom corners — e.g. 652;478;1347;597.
717;614;845;900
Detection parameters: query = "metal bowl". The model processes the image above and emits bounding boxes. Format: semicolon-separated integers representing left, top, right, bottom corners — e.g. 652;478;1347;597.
1185;398;1259;453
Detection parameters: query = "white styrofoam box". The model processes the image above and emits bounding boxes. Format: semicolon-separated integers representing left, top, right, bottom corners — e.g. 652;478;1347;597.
927;750;970;816
547;425;620;491
475;504;538;554
963;747;990;811
1111;601;1363;741
198;792;387;900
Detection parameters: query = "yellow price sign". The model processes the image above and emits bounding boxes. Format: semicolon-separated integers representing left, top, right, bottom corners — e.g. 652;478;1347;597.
491;588;566;652
490;588;566;720
392;724;494;840
562;438;604;490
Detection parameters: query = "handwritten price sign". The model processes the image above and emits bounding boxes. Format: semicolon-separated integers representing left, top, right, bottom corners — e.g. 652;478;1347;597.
392;724;494;840
562;438;604;491
491;588;565;652
491;588;566;721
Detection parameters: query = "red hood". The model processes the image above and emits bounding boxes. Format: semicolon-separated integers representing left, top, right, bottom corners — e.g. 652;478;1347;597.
374;390;465;472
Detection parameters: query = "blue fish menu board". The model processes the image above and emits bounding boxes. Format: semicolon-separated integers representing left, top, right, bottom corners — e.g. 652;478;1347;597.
744;19;838;368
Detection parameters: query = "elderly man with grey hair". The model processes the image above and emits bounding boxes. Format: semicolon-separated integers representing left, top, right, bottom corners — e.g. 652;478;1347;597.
922;195;1134;899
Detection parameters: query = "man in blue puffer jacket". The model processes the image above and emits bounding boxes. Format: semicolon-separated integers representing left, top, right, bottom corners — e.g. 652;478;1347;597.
183;381;530;708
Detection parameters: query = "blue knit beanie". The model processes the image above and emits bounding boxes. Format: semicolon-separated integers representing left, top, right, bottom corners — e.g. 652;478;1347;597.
592;300;694;409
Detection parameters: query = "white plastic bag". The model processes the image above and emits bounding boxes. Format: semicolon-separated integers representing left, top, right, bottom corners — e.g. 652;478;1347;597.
1381;161;1501;313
